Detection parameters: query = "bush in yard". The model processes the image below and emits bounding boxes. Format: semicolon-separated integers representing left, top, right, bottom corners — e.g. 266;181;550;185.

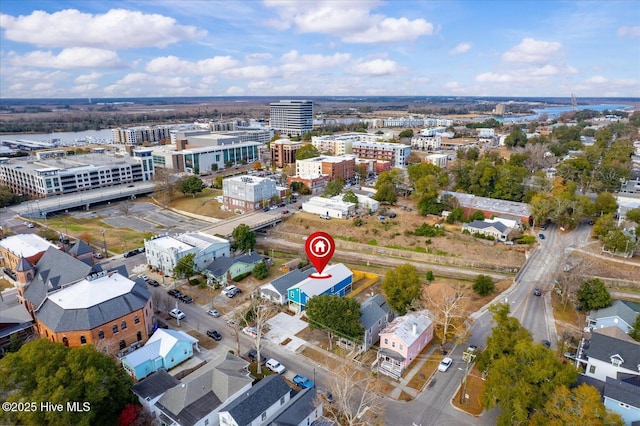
253;262;269;280
473;274;495;296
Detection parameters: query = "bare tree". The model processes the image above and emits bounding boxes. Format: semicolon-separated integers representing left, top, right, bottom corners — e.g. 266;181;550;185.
422;282;468;347
249;297;276;375
117;199;134;217
557;257;595;308
324;363;385;426
153;168;180;206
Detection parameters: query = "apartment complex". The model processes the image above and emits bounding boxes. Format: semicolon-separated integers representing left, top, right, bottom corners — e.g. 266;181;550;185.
351;141;411;168
0;148;154;198
311;132;392;156
295;155;355;182
270;139;303;168
222;175;282;213
112;125;173;145
269;100;313;136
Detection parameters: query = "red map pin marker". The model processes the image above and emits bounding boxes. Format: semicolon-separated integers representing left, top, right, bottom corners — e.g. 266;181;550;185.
305;231;335;279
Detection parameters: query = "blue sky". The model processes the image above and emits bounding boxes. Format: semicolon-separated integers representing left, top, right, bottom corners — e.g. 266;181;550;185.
1;0;639;98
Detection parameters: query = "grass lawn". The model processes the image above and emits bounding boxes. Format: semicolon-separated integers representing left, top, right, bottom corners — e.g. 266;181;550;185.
452;365;485;416
167;188;236;219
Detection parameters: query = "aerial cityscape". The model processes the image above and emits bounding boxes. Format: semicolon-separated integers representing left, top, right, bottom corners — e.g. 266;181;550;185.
1;1;640;426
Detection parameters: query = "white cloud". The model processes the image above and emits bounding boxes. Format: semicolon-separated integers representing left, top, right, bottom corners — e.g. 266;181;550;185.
280;50;350;73
226;86;245;95
75;72;103;84
0;9;206;49
245;53;273;63
8;48;123;69
71;84;99;94
3;69;69;83
585;75;608;84
146;55;239;74
222;65;280;80
449;43;471;55
347;59;401;76
264;1;434;43
502;38;562;63
476;65;561;83
617;26;640;38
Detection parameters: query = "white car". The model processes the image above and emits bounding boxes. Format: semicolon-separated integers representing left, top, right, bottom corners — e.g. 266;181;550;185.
207;309;220;317
169;308;185;320
438;357;453;372
242;327;258;338
265;358;286;374
222;285;240;296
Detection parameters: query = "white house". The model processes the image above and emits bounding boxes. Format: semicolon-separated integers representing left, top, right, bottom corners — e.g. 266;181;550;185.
462;220;509;241
584;329;640;382
302;196;356;219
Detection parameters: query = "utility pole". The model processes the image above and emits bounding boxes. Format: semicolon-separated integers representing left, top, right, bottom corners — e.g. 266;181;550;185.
101;229;107;255
459;348;477;404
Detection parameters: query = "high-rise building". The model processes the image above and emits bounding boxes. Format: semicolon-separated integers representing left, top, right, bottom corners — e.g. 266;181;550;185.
269;100;313;137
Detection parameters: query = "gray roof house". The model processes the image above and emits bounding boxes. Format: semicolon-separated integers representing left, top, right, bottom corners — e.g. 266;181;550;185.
218;374;292;426
154;352;253;426
131;369;180;415
269;387;324;426
360;294;394;351
0;297;34;356
584;329;640;382
204;252;264;286
462;220;509;241
259;267;316;304
604;375;640;425
588;300;640;334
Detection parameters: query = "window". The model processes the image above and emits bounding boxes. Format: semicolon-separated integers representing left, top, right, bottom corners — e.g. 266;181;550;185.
384;338;388;345
137;331;142;341
280;396;285;405
62;336;69;346
589;365;596;374
121;320;127;330
119;340;126;350
204;420;209;426
134;315;140;325
612;358;621;367
400;344;403;350
619;402;630;409
392;341;396;348
261;412;267;421
80;335;86;344
113;324;118;334
98;330;104;339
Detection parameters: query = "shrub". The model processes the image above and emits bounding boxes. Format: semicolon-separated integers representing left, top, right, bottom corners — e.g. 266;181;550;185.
414;223;445;237
473;274;495;296
232;272;251;282
354;218;364;227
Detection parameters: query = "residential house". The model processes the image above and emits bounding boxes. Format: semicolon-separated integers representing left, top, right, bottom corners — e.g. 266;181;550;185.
360;294;394;351
35;271;153;357
154;352;253;426
440;191;532;225
259;267;315;305
122;328;199;380
267;387;324;425
145;232;230;277
462;220;509;241
377;310;434;379
66;239;95;264
584;329;640;382
604;375;640;426
218;374;292;426
131;369;180;416
302;197;356;219
587;300;640;334
287;263;353;312
204;252;264;286
0;234;58;273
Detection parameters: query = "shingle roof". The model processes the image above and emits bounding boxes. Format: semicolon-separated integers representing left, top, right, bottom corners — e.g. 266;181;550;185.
222;375;291;426
263;267;316;296
379;310;432;347
68;240;94;256
270;387;317;425
465;220;508;233
605;376;640;408
588;331;640;373
23;247;93;308
14;257;33;272
131;370;179;400
589;300;640;328
206;252;264;278
360;294;392;329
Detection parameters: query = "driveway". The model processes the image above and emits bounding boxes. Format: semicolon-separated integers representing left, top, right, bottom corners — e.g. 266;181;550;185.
264;312;308;352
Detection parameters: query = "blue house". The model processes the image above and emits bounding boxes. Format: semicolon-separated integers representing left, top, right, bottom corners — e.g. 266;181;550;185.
587;300;640;334
604;375;640;425
287;263;353;312
122;328;199;380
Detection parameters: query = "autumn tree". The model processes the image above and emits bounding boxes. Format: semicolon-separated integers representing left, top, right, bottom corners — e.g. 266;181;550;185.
305;294;364;351
382;264;422;315
422;283;468;346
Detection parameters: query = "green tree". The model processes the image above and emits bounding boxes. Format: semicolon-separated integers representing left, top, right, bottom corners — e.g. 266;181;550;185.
629;314;640;341
342;190;358;208
373;182;397;204
294;144;320;160
626;207;640;224
212;176;223;189
529;384;624;426
231;224;256;252
0;339;135;426
252;262;269;280
324;178;345;197
602;229;636;255
0;185;22;207
426;271;435;283
305;295;364;351
504;128;527;148
472;274;495;296
577;278;612;311
593;213;617;239
173;253;196;280
180;176;206;198
374;169;403;190
594;192;618;216
382;264;422;315
398;129;414;138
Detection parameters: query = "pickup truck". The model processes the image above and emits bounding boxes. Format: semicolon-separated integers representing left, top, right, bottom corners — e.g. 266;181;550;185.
292;374;314;389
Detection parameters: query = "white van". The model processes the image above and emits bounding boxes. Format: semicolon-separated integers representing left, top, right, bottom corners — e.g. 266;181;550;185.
265;358;286;374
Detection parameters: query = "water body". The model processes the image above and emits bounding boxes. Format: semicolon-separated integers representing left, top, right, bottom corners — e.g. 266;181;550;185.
503;103;634;122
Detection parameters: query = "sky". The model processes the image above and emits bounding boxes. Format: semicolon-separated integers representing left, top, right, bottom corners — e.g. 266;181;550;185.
1;0;639;99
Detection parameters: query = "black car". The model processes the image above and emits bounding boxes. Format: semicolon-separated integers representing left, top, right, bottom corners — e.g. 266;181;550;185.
246;349;267;365
124;250;137;258
533;288;542;296
167;289;182;298
207;330;222;341
389;213;397;218
180;295;194;304
147;279;160;287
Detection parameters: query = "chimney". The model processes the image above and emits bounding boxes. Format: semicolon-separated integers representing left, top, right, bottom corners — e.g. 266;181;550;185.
412;323;418;335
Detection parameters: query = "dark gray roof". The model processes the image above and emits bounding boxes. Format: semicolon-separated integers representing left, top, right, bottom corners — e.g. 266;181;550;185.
266;267;316;296
575;374;605;394
360;294;392;329
588;332;640;372
466;220;508;233
131;370;179;400
205;252;264;277
15;257;33;272
68;240;93;256
223;375;292;426
36;280;152;332
23;247;93;308
270;387;317;426
605;376;640;408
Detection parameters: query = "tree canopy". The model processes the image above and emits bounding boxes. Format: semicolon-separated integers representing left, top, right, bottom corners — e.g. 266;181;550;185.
305;294;364;349
382;264;422;315
324;178;345;197
180;176;206;198
577;278;612;311
294;144;320;160
231;224;256;252
252;262;269;280
373;182;397;205
472;274;495;296
173;252;196;279
0;339;135;426
629;313;640;342
342;190;358;208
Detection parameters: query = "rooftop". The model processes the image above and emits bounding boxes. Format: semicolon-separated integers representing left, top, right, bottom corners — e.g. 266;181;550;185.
0;234;58;258
50;272;136;310
380;310;433;347
289;263;353;297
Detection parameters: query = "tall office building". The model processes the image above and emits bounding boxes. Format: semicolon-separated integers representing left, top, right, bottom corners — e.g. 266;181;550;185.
269;100;313;137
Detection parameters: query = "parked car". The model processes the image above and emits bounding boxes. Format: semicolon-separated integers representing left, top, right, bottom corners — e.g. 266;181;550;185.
124;250;137;258
206;330;222;341
266;358;286;374
538;233;545;240
378;216;386;221
389;213;397;218
466;345;478;354
140;274;148;281
263;207;270;212
242;327;258;338
93;252;103;259
169;308;185;320
438;357;453;372
224;286;241;298
207;309;220;317
180;295;194;304
533;288;542;296
222;285;240;296
293;374;314;389
319;214;330;220
147;279;160;287
24;222;35;228
281;209;289;214
246;349;267;365
167;289;180;297
542;340;551;348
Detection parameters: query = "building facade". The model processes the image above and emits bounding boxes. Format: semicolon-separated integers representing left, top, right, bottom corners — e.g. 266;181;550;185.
269;100;313;136
295;155;355;182
112;125;173;145
222;175;279;213
270;139;303;168
351;141;411;168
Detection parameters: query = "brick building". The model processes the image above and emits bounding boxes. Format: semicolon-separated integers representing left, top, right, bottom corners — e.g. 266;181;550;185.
270;139;303;168
295;155;355;182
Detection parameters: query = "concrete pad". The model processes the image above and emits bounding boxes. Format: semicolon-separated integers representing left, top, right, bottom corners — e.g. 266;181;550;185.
265;312;308;351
